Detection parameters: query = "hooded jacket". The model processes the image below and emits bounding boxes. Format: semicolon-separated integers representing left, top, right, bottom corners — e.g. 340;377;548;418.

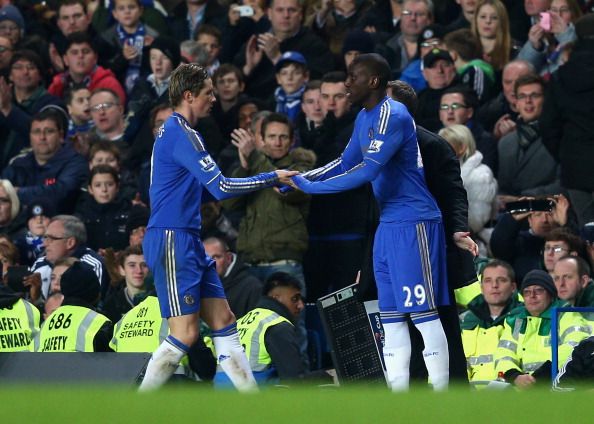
48;65;126;105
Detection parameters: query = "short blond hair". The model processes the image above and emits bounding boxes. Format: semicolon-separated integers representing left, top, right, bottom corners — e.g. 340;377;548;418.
438;124;476;162
0;179;20;220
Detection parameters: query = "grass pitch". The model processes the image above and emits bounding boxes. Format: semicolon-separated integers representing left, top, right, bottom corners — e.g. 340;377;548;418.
2;383;591;424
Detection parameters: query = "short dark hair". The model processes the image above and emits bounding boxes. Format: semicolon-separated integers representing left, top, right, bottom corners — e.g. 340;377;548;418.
388;80;418;116
119;245;144;267
64;32;97;54
557;255;592;278
442;85;479;110
169;63;210;107
263;272;301;295
195;24;222;42
321;71;346;84
545;228;585;254
10;49;44;74
89;164;119;186
481;259;516;283
149;102;172;130
58;0;87;15
31;108;66;134
261;112;293;141
213;63;244;86
89;139;121;163
64;83;90;106
303;80;321;97
351;53;391;89
444;29;481;62
514;73;544;95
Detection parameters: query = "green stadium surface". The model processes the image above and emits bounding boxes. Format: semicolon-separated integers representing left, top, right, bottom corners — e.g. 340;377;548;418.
2;383;592;423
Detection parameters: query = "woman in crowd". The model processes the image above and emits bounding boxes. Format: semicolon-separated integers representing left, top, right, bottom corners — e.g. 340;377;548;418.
472;0;514;72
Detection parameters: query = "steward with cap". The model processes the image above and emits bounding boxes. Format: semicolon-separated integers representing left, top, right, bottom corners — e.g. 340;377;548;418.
494;269;589;388
34;262;112;352
0;282;40;352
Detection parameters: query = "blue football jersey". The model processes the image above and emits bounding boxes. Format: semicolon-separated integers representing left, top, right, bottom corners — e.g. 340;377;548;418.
148;112;278;231
295;97;441;224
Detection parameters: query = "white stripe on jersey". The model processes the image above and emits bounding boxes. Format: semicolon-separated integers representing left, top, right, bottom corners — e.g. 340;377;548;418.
416;223;436;310
378;100;390;135
165;230;181;316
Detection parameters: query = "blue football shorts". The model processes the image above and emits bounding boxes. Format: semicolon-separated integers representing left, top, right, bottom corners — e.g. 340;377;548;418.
143;228;226;318
373;220;450;313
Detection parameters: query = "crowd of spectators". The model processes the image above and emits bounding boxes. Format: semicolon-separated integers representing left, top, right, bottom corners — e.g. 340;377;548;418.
0;0;593;388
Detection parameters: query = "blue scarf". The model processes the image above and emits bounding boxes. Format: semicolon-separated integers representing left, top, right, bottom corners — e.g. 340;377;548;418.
116;22;146;93
274;84;306;123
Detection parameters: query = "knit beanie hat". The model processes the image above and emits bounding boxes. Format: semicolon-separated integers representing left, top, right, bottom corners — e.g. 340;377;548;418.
0;5;24;31
60;262;100;304
150;36;181;68
520;269;557;297
341;30;375;55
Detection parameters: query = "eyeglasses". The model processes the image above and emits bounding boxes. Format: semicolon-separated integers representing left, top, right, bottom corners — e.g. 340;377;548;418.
516;92;543;101
420;40;441;48
550;7;570;14
522;287;546;297
0;24;19;33
402;10;428;19
439;103;468;111
42;234;70;242
30;128;59;137
90;102;117;113
542;246;568;254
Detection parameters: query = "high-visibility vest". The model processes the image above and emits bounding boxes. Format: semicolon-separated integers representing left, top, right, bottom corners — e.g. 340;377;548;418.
0;299;40;352
110;296;168;352
462;325;503;382
35;305;110;352
237;308;291;372
110;296;196;380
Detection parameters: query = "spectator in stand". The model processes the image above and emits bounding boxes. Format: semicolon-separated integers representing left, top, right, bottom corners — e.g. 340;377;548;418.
446;0;478;32
234;0;334;100
295;80;324;149
444;28;496;103
203;236;263;318
438;124;497;255
49;0;94;74
220;0;271;65
48;257;78;295
196;24;223;76
460;259;522;385
0;50;64;171
180;39;209;64
88;88;132;165
30;214;110;301
518;0;581;77
542;226;583;276
438;85;497;173
383;0;434;77
127;36;180;143
88;139;138;202
64;84;93;141
471;0;515;72
0;179;25;239
416;48;458;132
75;165;131;252
0;36;13;79
96;0;160;94
356;0;404;42
490;194;570;282
211;64;247;140
2;108;88;214
101;245;149;323
306;0;372;63
476;59;534;138
540;14;594;227
13;198;55;267
553;255;594;307
341;29;375;71
399;23;446;93
0;5;24;49
273;51;309;123
169;0;227;41
48;32;126;104
497;74;560;198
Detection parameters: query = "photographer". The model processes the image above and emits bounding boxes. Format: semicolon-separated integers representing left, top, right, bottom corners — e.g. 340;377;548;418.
490;193;578;282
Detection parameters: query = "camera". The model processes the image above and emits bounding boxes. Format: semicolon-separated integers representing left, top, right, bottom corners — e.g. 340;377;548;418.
506;199;554;214
233;5;254;17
